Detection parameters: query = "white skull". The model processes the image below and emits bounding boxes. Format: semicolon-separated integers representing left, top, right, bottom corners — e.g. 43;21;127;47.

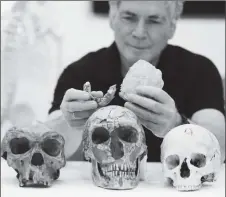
83;105;147;190
161;124;222;191
1;122;66;187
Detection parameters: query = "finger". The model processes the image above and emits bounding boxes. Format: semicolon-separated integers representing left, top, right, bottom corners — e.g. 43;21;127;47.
63;110;96;120
124;102;163;124
74;109;96;119
68;118;88;128
139;118;160;134
136;86;174;104
126;93;164;114
63;110;85;121
91;91;104;98
139;118;167;138
62;100;98;112
63;88;91;102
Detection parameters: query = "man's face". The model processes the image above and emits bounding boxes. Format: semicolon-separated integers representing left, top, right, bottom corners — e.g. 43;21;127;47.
110;1;176;66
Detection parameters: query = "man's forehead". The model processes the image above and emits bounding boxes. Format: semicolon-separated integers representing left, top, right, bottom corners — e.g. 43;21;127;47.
118;1;170;17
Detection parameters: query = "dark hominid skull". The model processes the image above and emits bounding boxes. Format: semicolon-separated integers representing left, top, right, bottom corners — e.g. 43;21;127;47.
1;122;66;187
83;105;147;190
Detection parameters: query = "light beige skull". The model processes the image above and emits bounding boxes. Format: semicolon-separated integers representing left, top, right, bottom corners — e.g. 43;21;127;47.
83;105;147;190
161;124;222;191
120;59;164;101
1;122;66;187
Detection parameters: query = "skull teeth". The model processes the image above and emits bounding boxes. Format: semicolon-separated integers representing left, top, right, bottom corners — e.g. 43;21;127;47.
102;164;136;173
98;159;139;179
103;171;136;178
176;184;201;191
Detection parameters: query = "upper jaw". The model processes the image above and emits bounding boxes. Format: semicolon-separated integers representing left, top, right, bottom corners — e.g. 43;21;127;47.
176;184;202;191
98;161;138;178
96;158;140;184
17;165;53;187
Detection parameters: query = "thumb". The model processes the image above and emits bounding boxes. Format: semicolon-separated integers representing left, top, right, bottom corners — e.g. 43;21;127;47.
91;91;104;98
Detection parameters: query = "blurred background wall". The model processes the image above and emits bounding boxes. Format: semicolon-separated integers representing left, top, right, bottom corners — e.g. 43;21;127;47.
1;1;225;131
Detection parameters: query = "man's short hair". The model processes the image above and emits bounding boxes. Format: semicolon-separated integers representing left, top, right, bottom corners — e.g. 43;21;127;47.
109;1;185;21
167;1;185;20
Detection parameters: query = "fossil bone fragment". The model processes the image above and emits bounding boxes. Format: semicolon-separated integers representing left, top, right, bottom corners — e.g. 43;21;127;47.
83;82;116;107
120;59;164;100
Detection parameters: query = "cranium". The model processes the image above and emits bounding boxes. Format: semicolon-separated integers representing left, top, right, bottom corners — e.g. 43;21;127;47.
161;124;222;191
120;59;164;101
1;122;66;187
83;105;147;190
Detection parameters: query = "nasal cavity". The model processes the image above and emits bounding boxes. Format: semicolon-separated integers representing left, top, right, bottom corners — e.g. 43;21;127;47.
31;152;44;166
180;158;190;178
110;136;124;160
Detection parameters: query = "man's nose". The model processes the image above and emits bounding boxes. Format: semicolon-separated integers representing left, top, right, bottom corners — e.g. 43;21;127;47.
132;20;147;40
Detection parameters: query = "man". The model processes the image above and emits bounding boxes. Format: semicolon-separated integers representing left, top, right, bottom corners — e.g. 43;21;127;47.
47;1;225;162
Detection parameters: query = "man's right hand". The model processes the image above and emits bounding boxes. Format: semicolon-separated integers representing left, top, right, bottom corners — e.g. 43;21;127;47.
60;88;103;128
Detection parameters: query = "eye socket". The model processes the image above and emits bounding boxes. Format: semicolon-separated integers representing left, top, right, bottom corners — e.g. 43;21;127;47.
42;139;61;157
165;155;180;170
92;127;110;144
190;153;206;168
10;137;30;154
115;127;138;143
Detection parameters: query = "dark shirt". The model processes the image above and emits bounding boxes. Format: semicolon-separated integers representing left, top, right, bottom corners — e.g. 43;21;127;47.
49;42;225;162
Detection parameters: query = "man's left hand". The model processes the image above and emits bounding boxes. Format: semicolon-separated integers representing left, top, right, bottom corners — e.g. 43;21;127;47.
120;86;182;138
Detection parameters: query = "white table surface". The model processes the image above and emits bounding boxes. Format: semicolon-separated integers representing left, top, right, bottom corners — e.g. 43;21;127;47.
1;159;225;197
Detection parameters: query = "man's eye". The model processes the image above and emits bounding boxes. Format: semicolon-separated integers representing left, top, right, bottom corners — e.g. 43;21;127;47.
147;19;161;24
149;20;159;24
122;16;136;22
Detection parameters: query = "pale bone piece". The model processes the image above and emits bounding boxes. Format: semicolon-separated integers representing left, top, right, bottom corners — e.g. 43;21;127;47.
120;59;164;101
83;81;116;107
